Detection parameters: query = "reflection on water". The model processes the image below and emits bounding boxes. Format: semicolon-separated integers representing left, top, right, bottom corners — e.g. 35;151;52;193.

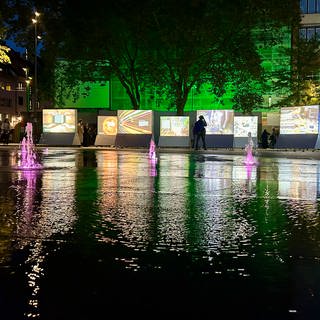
4;150;78;319
1;149;320;318
278;158;318;201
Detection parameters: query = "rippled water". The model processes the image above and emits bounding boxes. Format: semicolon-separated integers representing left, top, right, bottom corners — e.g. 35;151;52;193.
1;148;320;319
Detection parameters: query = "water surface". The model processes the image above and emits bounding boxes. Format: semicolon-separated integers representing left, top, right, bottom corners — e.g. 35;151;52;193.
0;148;320;319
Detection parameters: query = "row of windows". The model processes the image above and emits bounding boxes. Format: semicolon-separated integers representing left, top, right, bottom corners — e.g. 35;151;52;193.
300;0;320;13
299;26;320;39
0;83;24;91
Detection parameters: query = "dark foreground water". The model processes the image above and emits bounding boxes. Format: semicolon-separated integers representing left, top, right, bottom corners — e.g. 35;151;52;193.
0;147;320;319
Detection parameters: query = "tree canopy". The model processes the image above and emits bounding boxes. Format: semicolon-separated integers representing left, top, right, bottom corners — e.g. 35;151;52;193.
0;13;10;64
1;0;302;114
272;36;320;107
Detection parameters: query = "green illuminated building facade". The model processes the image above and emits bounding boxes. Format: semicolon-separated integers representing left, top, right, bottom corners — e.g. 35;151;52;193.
55;2;319;114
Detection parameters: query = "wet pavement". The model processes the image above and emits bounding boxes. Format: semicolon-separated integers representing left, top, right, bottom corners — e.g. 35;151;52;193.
0;146;320;319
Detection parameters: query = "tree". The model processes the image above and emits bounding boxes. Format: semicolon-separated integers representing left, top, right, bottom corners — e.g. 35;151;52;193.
45;0;153;109
272;36;320;107
144;0;301;114
0;44;10;64
0;12;10;64
2;0;301;114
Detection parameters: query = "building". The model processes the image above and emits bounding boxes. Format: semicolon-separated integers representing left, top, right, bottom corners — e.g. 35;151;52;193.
300;0;320;39
0;47;30;134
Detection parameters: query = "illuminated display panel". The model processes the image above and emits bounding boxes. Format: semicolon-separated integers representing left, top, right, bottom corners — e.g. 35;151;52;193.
234;116;258;137
97;116;118;135
43;109;76;133
280;105;319;134
196;110;234;134
118;110;152;134
160;116;189;136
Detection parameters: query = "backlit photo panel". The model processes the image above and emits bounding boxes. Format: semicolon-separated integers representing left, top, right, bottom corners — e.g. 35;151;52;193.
197;110;234;134
43;109;76;133
118;110;152;134
234;116;258;137
160;116;189;136
280;106;319;134
97;116;118;135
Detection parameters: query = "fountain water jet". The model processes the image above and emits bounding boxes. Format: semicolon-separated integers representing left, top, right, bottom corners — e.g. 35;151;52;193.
18;122;42;169
244;131;258;165
149;138;157;162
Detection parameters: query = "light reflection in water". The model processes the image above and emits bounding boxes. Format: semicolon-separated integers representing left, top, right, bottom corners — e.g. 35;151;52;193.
277;159;318;201
156;154;189;249
96;151;158;252
13;151;78;319
2;149;320;318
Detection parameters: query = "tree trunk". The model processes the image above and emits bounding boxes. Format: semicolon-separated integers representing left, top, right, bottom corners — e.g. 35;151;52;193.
175;88;189;115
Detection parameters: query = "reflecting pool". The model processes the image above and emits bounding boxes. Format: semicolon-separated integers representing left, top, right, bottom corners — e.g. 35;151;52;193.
1;148;320;319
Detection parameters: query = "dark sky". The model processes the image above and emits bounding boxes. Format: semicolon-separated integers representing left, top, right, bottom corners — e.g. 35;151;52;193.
5;39;25;54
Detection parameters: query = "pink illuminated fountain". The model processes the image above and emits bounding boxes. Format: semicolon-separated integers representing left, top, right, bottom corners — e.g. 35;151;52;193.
18;122;42;169
244;132;257;165
148;138;157;176
149;138;157;162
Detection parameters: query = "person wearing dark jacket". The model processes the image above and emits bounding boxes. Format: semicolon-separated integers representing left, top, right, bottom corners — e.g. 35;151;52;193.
194;115;207;150
261;129;270;148
269;127;277;148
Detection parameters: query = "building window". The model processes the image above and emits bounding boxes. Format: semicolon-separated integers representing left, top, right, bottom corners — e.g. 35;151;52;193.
17;82;23;91
18;96;23;105
300;0;320;13
299;26;320;39
5;84;11;91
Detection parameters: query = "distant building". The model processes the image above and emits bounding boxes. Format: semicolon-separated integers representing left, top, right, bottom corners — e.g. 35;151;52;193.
300;0;320;40
0;47;30;127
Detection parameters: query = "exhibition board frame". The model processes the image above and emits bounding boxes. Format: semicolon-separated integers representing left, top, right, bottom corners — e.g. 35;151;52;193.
41;107;320;148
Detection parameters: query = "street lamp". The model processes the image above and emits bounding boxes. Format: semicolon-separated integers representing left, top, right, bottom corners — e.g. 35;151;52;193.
23;66;32;113
32;10;40;110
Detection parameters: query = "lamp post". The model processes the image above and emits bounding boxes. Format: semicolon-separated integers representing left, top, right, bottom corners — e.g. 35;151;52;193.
32;11;40;111
23;65;31;114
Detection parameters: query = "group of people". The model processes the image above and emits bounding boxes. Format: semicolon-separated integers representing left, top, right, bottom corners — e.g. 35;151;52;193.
261;128;278;149
77;119;97;147
192;114;279;151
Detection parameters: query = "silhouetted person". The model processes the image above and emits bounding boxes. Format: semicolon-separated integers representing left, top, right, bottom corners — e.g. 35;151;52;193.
83;123;89;147
261;129;270;148
1;118;11;144
77;119;84;146
194;115;207;150
269;127;277;148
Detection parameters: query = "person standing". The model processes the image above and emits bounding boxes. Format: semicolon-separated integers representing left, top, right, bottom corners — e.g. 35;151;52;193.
83;123;89;147
269;127;277;148
77;119;84;146
194;115;207;150
261;129;270;148
1;118;11;144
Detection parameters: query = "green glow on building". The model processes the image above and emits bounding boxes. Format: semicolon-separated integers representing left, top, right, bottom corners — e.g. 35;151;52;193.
55;28;292;112
62;81;110;109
